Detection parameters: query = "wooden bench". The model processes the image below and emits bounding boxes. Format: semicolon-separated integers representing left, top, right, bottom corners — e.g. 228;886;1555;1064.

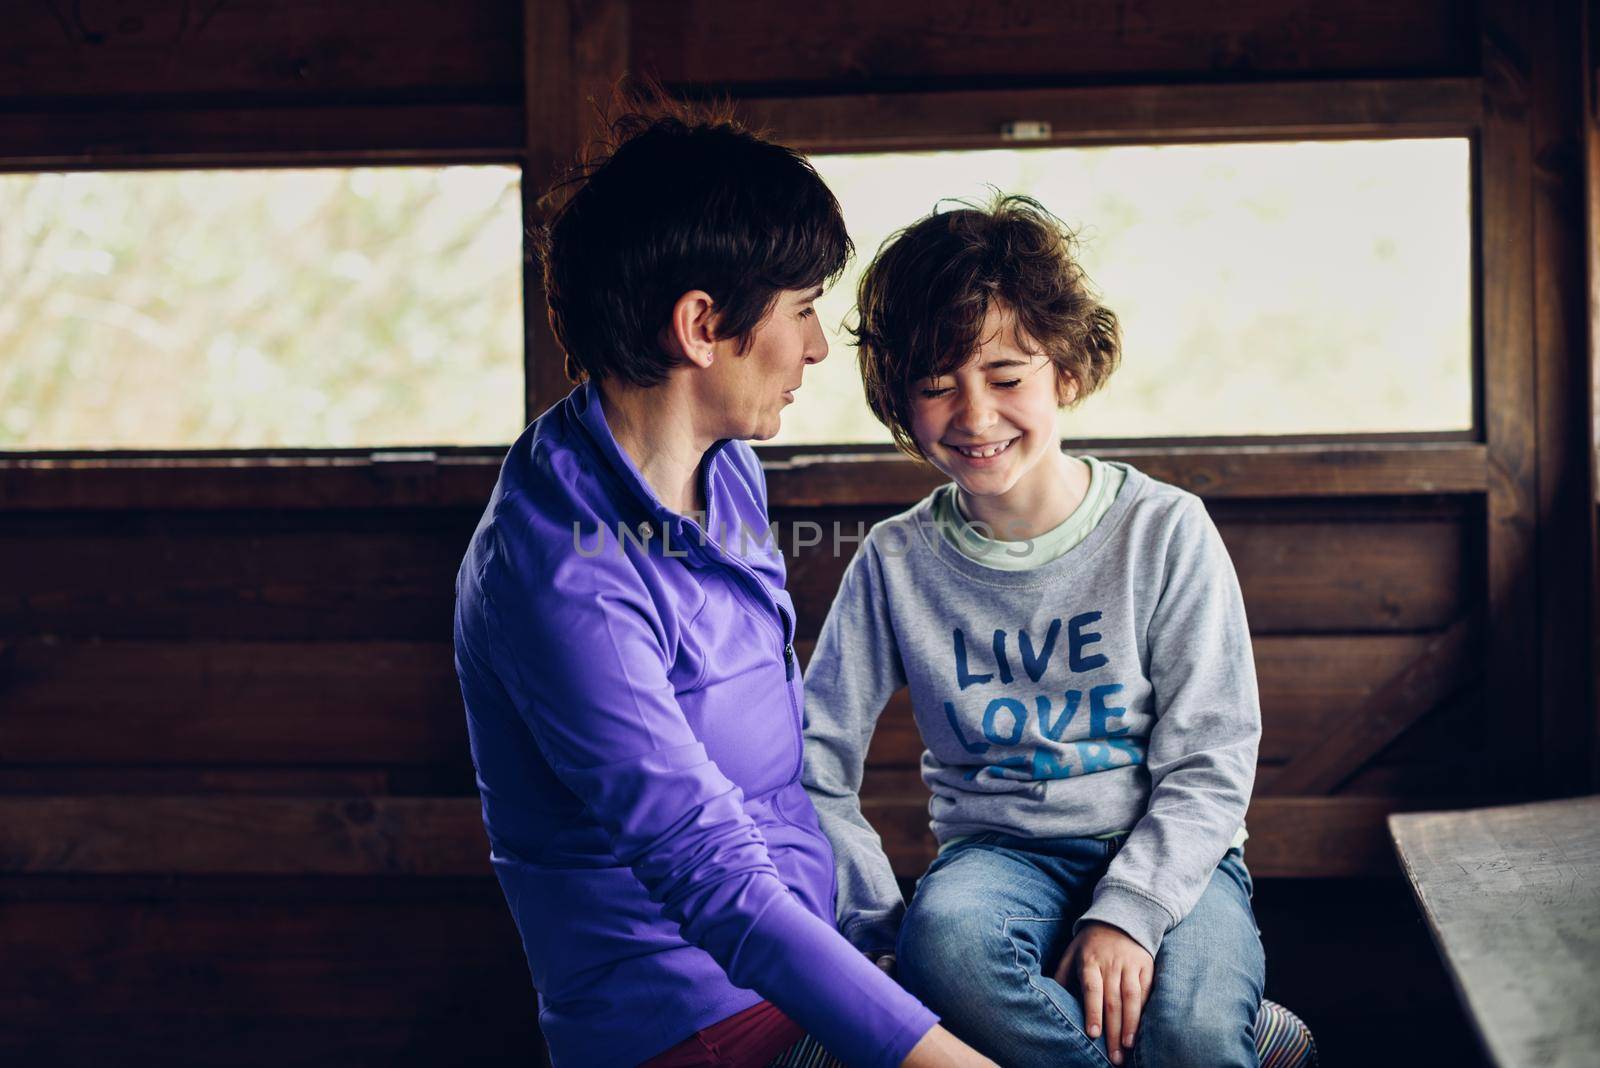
1388;796;1600;1068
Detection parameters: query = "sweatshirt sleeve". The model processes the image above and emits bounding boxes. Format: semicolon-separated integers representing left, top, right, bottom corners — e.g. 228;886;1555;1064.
1077;496;1261;958
484;531;935;1068
801;539;911;957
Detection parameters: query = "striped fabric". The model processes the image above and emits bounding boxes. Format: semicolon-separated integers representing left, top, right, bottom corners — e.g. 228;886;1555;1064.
766;999;1316;1068
766;1033;843;1068
1256;998;1319;1067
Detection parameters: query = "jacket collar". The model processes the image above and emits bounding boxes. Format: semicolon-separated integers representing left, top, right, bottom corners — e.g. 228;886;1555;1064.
565;378;732;523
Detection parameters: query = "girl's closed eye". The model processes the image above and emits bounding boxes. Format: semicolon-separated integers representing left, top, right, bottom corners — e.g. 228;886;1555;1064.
919;379;1018;397
798;306;816;319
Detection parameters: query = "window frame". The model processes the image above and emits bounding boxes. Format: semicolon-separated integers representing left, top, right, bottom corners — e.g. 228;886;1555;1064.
0;76;1492;506
0;158;528;465
740;78;1485;470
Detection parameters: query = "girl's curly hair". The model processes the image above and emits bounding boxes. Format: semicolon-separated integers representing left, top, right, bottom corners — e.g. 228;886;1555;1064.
851;193;1120;460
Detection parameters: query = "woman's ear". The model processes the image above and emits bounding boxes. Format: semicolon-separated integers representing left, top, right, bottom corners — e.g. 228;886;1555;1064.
663;290;719;369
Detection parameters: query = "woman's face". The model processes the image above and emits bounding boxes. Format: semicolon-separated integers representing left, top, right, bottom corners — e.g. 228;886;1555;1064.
708;286;828;441
908;303;1074;505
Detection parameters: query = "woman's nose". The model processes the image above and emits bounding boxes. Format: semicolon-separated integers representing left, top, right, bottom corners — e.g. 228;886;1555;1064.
803;317;828;365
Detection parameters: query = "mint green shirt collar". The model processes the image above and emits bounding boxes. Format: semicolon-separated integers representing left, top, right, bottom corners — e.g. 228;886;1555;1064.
933;454;1127;571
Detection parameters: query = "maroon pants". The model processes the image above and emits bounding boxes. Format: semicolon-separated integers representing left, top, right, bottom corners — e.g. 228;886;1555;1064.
641;1000;806;1067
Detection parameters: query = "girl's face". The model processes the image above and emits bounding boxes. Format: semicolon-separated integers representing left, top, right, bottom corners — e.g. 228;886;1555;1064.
908;303;1075;509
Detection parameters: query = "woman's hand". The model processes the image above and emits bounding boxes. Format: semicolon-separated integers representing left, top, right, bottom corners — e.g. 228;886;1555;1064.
899;1024;995;1067
1052;921;1154;1065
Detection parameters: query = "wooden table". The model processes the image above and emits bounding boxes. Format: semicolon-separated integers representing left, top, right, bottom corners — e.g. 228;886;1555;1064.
1389;796;1600;1068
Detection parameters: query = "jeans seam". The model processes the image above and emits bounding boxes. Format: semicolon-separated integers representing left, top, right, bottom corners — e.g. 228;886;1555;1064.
1004;915;1114;1068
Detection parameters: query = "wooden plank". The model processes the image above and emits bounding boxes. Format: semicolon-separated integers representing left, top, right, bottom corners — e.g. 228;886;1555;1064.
852;761;1499;803
1232;797;1452;879
0;512;475;641
523;0;629;421
0;444;1486;511
1274;755;1497;799
0;640;466;765
1389;797;1600;1068
2;1014;540;1068
0;103;523;169
0;631;1458;772
1529;0;1596;795
782;511;1469;641
864;794;1457;879
0;878;1475;1067
0;797;489;876
0;899;540;1065
0;454;503;511
801;633;1445;766
1107;444;1487;498
0;511;1462;642
1252;634;1460;761
0;768;392;796
633;0;1477;90
1353;682;1489;766
1264;617;1480;795
0;897;527;1016
523;0;577;423
739;78;1481;154
1588;0;1600;793
0;0;522;102
1481;0;1543;796
1216;515;1466;632
765;444;1488;508
0;793;1466;880
0;872;502;905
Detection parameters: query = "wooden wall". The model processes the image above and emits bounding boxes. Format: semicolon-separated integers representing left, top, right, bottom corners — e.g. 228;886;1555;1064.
1;1;1593;1065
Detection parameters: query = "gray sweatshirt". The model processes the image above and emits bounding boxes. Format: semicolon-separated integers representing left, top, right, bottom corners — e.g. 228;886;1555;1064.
801;462;1260;959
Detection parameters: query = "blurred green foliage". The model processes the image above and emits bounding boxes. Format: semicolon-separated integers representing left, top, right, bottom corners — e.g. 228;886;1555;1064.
0;141;1470;452
784;139;1472;445
0;166;523;450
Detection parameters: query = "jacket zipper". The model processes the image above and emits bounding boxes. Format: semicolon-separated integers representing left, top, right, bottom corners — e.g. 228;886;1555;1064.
679;465;802;777
714;549;804;776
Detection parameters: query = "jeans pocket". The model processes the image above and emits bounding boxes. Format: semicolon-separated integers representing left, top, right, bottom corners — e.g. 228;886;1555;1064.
1221;849;1263;937
1222;847;1254;896
918;831;998;889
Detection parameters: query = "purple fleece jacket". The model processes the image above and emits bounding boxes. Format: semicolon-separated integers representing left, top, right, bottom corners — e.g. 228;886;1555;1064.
453;382;937;1068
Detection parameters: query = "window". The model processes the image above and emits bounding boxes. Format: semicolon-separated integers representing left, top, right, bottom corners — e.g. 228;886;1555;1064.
0;165;524;451
777;139;1471;445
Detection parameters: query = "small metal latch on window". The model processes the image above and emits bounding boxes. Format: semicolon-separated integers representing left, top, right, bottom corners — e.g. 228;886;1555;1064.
368;449;438;481
1000;120;1052;142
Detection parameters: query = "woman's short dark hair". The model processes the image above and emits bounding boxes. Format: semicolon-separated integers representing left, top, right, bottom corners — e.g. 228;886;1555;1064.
536;98;851;388
851;193;1121;460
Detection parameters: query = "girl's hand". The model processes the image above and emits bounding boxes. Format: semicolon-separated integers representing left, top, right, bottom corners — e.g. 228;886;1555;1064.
1052;921;1154;1065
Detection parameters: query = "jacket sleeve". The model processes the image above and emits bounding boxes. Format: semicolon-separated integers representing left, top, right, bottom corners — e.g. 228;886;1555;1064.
801;539;911;956
483;526;936;1068
1077;496;1261;958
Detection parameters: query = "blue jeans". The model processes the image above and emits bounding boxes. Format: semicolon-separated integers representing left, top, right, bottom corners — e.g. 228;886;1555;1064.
897;834;1265;1068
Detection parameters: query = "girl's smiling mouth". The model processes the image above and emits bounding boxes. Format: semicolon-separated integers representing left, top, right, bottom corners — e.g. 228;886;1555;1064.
948;437;1018;460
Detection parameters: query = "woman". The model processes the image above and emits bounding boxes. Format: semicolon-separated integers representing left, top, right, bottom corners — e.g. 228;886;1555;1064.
452;102;988;1068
